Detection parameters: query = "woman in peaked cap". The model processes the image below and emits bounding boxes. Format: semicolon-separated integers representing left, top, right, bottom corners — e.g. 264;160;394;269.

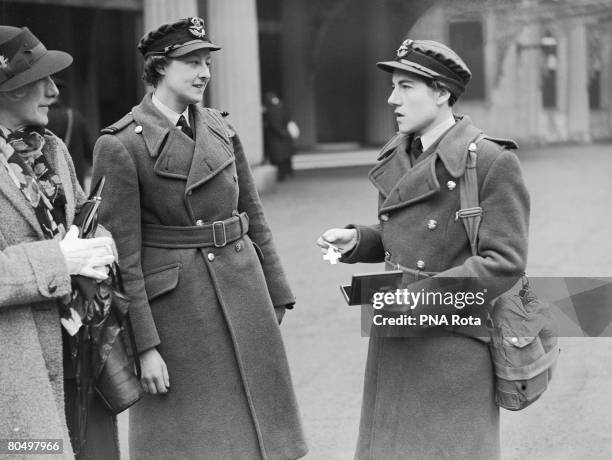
0;26;118;459
92;17;307;460
318;38;529;459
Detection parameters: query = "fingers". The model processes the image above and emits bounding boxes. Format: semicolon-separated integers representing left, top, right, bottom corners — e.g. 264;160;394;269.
162;362;170;389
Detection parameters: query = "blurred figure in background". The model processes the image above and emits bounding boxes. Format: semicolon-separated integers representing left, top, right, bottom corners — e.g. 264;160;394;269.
263;91;298;181
47;77;94;190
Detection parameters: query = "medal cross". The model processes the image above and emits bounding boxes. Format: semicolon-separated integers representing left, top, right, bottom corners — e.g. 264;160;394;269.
323;245;342;265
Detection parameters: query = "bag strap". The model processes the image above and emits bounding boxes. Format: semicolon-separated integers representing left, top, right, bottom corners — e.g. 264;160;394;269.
457;133;486;256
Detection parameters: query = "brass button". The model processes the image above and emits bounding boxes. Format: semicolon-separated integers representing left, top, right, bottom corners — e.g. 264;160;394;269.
380;214;389;222
384;251;391;258
468;142;477;152
195;219;204;226
187;190;193;196
134;125;143;134
427;219;437;230
235;242;243;252
207;253;215;262
416;260;425;270
447;180;456;191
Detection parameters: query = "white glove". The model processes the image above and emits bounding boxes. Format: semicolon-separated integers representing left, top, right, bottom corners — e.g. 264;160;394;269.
59;225;115;280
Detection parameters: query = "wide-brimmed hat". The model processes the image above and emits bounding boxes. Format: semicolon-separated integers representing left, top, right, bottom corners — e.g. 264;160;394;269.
0;26;73;92
377;39;471;98
138;17;221;58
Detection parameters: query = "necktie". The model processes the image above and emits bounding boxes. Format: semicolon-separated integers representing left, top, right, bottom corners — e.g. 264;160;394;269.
177;115;193;140
411;136;423;159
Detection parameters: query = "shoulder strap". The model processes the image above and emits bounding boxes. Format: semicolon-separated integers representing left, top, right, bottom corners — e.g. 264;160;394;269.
100;112;134;135
457;134;486;256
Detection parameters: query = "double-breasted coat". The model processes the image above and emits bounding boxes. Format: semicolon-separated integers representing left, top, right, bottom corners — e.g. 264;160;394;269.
0;133;82;460
91;94;307;460
341;116;530;459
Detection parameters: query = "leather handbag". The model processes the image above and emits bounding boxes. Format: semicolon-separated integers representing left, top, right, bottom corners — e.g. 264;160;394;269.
93;264;143;414
456;134;560;411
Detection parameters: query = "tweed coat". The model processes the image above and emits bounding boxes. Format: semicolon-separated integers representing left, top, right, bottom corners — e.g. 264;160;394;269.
341;116;530;459
91;94;307;460
0;133;83;460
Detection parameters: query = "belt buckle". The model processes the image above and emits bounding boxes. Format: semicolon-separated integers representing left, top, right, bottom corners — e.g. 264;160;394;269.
212;221;227;247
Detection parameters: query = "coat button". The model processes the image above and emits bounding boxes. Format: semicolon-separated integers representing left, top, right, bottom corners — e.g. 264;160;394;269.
447;180;456;191
235;241;243;252
48;281;57;294
416;260;425;270
384;251;391;258
427;219;438;230
207;253;215;262
380;214;389;222
134;125;143;134
468;142;477;152
195;219;204;226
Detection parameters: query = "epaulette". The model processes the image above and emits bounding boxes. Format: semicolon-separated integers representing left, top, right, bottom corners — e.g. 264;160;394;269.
207;108;235;138
100;112;134;135
482;135;519;150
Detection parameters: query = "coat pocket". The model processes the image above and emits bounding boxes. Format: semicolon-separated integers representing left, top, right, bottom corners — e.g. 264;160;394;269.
143;262;181;301
252;241;265;264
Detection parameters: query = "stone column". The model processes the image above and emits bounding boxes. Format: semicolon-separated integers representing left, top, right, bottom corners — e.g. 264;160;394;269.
143;0;198;32
206;0;263;165
515;24;542;144
281;0;317;148
364;0;395;146
566;18;590;142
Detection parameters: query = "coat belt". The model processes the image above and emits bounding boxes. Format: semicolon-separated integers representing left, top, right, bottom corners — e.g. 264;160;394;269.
142;212;249;248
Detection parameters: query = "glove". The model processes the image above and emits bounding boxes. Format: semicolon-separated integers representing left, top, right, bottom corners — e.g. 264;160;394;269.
59;225;115;280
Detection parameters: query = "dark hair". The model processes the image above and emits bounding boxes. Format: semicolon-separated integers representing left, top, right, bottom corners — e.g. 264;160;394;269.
142;55;170;87
427;79;457;106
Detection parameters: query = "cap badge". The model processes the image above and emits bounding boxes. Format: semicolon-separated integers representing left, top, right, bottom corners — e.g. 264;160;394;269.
188;17;206;38
0;55;8;70
397;39;414;58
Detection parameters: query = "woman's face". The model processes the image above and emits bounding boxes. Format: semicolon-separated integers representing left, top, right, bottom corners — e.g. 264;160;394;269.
157;49;211;112
1;77;59;129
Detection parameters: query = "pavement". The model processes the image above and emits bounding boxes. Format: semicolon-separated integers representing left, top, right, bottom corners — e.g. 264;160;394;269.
120;142;612;459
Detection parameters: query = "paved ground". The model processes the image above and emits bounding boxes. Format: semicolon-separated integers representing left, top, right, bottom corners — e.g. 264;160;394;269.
120;142;612;459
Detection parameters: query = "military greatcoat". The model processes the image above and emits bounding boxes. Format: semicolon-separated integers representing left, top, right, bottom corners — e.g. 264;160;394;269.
342;116;530;459
91;94;307;460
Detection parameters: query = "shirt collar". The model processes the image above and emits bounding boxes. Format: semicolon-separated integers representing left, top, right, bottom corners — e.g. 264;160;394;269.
419;115;456;152
151;93;190;127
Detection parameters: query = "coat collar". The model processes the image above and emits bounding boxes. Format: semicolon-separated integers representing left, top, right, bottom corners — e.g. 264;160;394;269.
132;94;234;191
370;115;482;213
185;105;234;193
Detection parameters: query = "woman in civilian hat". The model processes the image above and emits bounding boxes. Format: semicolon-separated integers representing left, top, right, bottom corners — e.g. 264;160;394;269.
92;17;307;460
0;26;117;459
318;39;529;459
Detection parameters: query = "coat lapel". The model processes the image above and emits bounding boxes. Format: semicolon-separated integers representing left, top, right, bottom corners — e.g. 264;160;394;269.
44;135;76;228
0;161;43;236
132;94;194;180
185;105;234;193
369;115;483;213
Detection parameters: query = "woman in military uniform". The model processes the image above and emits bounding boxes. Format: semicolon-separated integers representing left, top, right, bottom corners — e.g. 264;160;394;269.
318;39;530;459
92;17;306;460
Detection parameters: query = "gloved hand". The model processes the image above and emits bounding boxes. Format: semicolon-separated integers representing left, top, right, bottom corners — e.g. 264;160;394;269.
59;225;115;280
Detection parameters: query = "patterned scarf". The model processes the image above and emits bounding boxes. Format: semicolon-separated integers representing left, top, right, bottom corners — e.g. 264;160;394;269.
0;126;66;238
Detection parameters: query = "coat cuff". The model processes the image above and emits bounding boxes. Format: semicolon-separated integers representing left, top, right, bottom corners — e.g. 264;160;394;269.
340;224;385;264
23;240;72;298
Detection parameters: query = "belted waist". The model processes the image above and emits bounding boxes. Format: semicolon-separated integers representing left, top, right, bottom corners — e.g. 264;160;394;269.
142;212;249;248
